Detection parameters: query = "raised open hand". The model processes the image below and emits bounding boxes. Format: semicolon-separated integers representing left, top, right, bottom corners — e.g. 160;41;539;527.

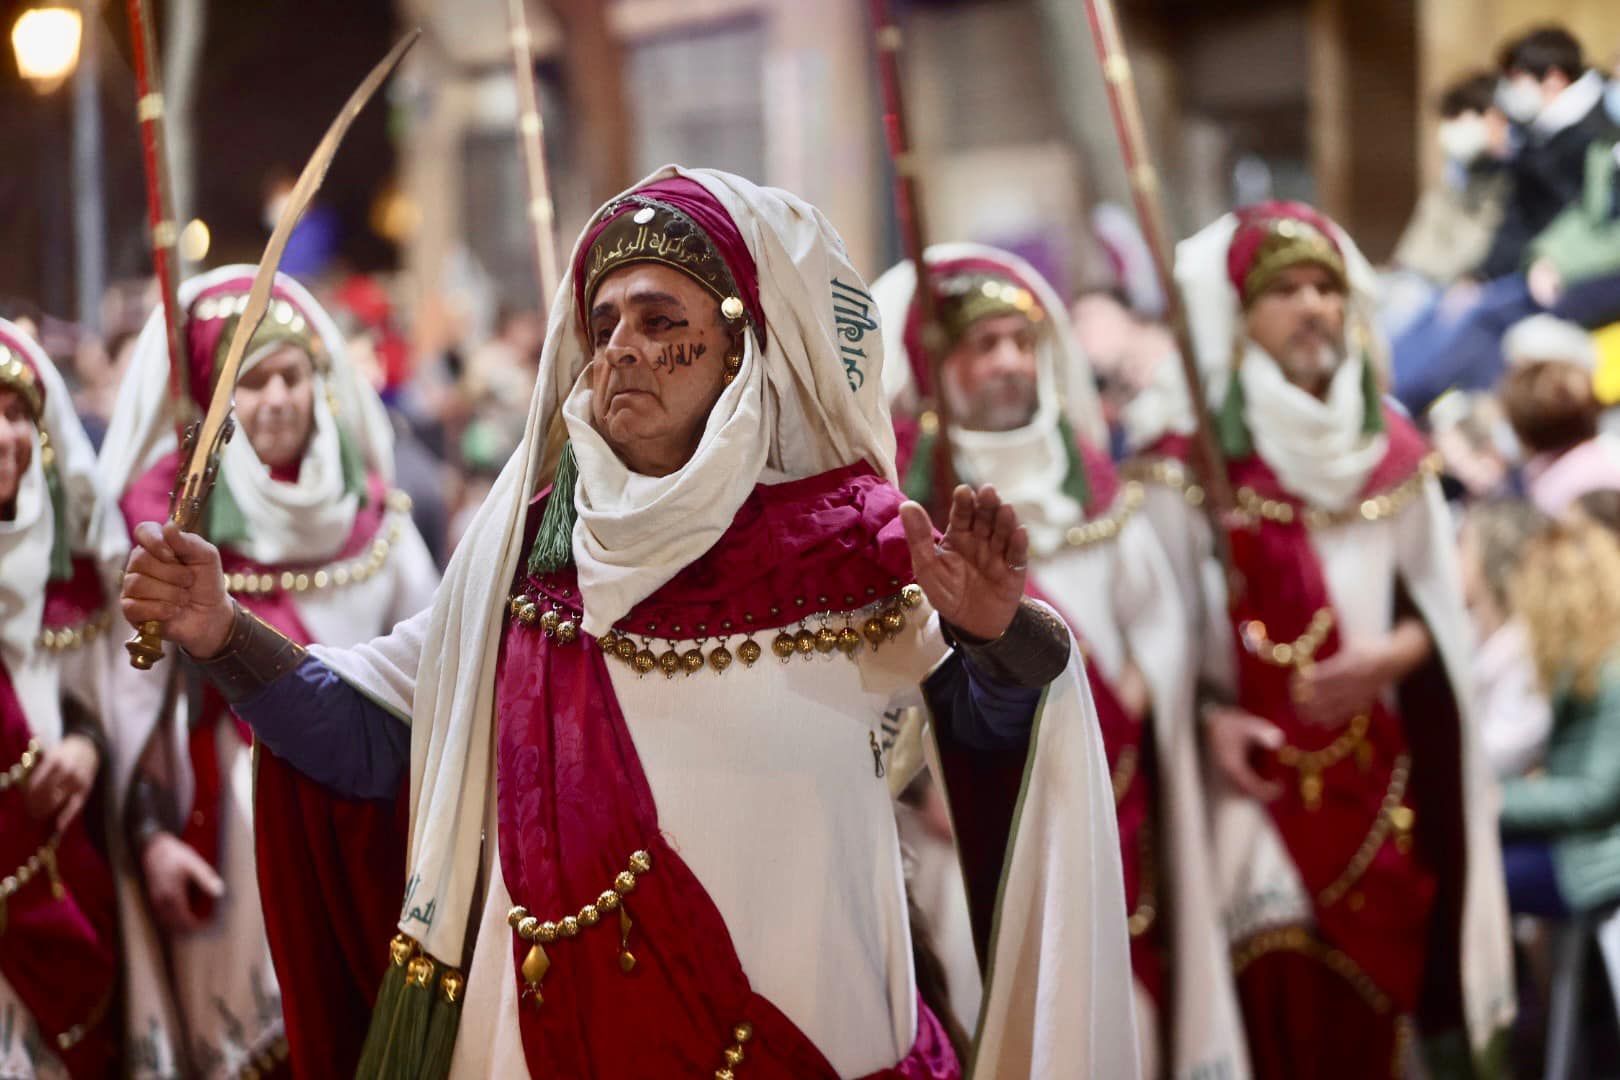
899;484;1029;641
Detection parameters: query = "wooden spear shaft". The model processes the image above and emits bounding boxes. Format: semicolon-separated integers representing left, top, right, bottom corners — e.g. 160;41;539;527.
507;0;562;311
1080;0;1235;518
868;0;958;506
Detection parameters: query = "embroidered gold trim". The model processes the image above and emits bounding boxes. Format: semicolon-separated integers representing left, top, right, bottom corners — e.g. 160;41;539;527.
1126;454;1442;530
0;835;64;937
1128;818;1158;939
38;607;114;653
0;349;43;422
223;490;413;596
1065;482;1145;550
0;738;40;792
1230;924;1391;1015
510;584;929;676
1318;754;1415;909
1120;457;1206;508
54;989;114;1054
712;1021;754;1080
507;849;653;1007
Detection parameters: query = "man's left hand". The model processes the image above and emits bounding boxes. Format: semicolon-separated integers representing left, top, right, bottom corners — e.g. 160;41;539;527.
24;733;100;833
900;483;1028;641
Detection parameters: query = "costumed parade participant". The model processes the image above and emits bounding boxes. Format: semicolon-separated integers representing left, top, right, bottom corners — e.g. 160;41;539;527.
98;268;440;1077
0;319;128;1077
872;243;1244;1079
117;167;1138;1078
1128;201;1514;1077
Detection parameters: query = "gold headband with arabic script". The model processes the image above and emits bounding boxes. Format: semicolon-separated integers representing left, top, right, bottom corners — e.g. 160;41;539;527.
935;271;1045;349
1241;218;1348;306
0;347;43;423
582;196;754;337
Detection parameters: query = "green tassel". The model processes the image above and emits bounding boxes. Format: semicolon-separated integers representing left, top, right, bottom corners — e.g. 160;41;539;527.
901;424;937;506
338;423;370;506
355;946;408;1077
1217;373;1254;459
417;973;465;1080
1360;354;1386;436
374;961;434;1076
203;478;251;549
1055;414;1093;512
44;459;71;582
526;441;579;576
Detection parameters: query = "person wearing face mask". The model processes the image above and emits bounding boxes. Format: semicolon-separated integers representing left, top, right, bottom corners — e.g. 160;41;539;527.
1481;26;1617;282
97;268;441;1078
1395;74;1512;290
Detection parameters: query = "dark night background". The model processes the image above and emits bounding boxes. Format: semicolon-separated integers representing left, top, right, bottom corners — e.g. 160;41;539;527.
0;0;399;318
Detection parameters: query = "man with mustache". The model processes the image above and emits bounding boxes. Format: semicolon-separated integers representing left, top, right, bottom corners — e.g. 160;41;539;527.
873;245;1243;1079
118;169;1138;1077
1127;202;1513;1078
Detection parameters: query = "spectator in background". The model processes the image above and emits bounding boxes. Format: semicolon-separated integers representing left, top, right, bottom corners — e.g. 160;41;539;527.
458;304;545;474
1392;72;1511;290
1393;28;1620;415
1498;314;1620;514
1460;498;1553;779
1500;514;1620;920
1070;288;1185;459
1483;26;1616;281
1429;390;1519;500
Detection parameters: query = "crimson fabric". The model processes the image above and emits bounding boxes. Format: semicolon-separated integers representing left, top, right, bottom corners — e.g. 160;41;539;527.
1238;950;1399;1080
0;662;119;1077
499;466;958;1077
571;176;766;342
1226;201;1345;299
523;463;920;638
1028;579;1164;1008
1218;412;1456;1057
120;459;407;1079
41;555;104;630
897;255;1045;397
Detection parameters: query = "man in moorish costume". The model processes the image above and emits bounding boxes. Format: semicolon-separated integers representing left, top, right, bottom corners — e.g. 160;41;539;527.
0;319;129;1076
98;268;440;1077
872;243;1244;1079
119;167;1137;1078
1128;201;1514;1077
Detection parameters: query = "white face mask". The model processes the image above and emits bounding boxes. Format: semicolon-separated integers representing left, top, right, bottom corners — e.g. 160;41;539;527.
1496;75;1545;124
1438;115;1491;164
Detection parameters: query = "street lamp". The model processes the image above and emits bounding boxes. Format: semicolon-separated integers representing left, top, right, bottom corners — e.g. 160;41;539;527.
11;5;83;93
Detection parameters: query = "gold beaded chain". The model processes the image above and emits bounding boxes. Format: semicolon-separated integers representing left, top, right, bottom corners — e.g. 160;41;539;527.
0;738;40;793
223;491;413;596
712;1021;755;1080
0;835;65;937
1240;609;1375;810
37;608;114;653
1119;457;1205;508
509;584;929;677
1064;482;1145;550
506;848;652;1008
1317;754;1417;909
1229;925;1391;1016
1127;820;1158;939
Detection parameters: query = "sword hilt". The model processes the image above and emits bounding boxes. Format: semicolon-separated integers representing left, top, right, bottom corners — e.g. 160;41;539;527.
126;620;165;669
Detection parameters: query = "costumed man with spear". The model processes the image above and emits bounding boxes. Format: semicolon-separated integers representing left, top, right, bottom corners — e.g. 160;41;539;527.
119;161;1140;1077
100;33;439;1078
1074;3;1515;1073
0;320;129;1078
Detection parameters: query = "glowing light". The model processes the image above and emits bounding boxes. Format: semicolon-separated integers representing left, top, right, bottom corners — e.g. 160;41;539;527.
11;7;82;92
179;218;211;261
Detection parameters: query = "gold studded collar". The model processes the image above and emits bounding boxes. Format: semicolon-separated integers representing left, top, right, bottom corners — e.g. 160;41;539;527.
222;489;413;597
1124;453;1440;529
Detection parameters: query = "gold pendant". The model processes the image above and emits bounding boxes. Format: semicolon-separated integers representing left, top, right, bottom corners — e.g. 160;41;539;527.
1300;770;1323;812
618;905;636;973
521;942;550;1006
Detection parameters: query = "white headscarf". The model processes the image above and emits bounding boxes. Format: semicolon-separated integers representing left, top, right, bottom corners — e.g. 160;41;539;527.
0;320;127;713
98;266;395;562
394;166;899;962
1174;211;1389;510
870;243;1108;558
